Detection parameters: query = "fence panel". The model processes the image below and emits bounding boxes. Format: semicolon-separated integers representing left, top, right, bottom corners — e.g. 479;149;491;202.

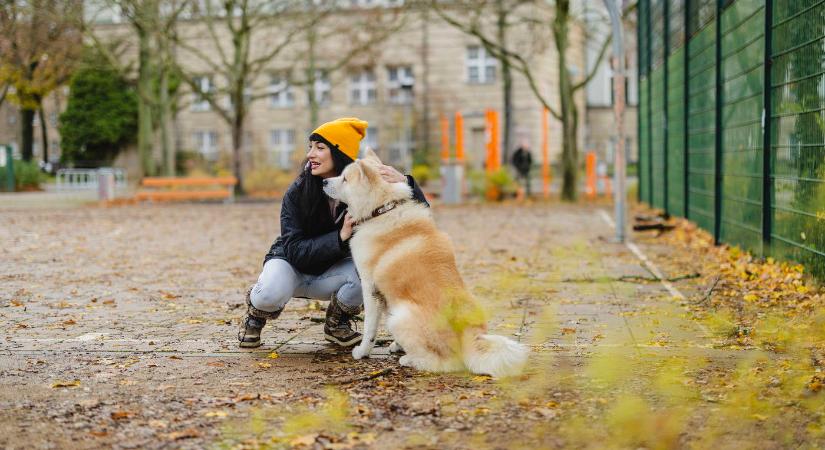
686;17;717;233
769;0;825;277
649;0;667;210
719;0;766;255
666;0;686;217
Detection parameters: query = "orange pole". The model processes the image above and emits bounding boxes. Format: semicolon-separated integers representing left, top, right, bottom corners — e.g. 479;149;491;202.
440;114;450;162
485;109;494;173
455;112;464;162
491;110;500;171
586;152;597;199
542;108;550;198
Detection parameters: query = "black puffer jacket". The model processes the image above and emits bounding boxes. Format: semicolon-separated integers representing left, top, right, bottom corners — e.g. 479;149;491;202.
264;175;429;275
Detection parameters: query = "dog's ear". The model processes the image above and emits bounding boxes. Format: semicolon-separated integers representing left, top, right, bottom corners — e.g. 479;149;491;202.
361;147;382;165
358;159;381;183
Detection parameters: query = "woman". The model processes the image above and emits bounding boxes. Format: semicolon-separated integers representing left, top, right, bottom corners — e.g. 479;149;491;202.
238;117;429;348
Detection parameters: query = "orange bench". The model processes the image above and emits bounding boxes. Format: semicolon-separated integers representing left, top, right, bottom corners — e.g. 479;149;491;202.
135;176;237;203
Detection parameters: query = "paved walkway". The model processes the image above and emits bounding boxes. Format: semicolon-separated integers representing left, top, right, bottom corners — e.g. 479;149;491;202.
0;201;749;449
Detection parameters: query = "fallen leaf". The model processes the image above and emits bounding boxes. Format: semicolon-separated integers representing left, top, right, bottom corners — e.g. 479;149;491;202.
561;327;576;335
161;291;181;300
168;355;183;360
88;431;108;437
206;361;226;367
166;428;200;440
289;433;318;447
471;375;491;382
203;410;228;418
110;411;132;420
257;362;272;369
10;299;23;307
63;319;77;326
51;380;80;388
267;351;279;359
148;420;168;429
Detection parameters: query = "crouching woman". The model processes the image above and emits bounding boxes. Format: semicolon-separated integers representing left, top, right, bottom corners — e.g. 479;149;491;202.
238;118;429;348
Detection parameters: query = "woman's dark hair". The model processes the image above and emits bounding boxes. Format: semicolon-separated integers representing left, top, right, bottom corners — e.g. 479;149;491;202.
294;135;355;229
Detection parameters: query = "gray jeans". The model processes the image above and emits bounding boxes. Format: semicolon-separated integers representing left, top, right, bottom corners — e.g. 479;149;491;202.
249;257;362;314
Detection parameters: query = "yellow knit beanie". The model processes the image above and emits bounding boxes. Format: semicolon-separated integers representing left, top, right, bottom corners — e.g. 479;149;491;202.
310;118;368;161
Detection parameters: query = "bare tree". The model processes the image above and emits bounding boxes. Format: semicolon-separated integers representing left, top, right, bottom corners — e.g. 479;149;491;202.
286;3;408;128
0;0;82;163
86;0;190;176
170;0;318;194
429;0;617;201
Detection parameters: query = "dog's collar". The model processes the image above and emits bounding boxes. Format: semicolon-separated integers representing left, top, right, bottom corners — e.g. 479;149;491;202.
356;200;407;226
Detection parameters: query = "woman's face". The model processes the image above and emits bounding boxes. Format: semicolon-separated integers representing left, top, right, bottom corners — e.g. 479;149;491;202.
307;140;335;179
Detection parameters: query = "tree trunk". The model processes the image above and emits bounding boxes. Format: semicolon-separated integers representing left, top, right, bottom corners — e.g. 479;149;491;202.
307;29;319;128
137;26;155;177
498;0;514;163
20;108;35;162
160;65;174;176
231;114;245;196
555;0;578;202
38;105;49;165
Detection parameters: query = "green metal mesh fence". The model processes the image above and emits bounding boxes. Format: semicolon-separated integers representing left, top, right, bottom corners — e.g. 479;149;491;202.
637;0;825;279
770;0;825;277
686;18;716;233
719;0;765;254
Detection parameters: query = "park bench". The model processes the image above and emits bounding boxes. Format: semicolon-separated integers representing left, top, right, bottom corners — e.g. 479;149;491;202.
135;176;237;203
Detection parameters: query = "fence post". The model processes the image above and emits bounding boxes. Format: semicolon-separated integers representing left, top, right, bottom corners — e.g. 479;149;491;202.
646;0;653;205
713;0;723;245
662;0;670;215
684;0;691;219
4;145;13;192
762;0;773;257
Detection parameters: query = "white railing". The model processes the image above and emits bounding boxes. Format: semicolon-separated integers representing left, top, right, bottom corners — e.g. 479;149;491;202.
56;168;127;191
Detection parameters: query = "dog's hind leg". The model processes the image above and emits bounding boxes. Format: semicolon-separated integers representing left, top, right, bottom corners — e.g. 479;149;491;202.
352;280;383;360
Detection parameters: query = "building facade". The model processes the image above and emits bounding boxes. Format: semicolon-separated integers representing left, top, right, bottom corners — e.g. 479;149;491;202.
2;1;600;179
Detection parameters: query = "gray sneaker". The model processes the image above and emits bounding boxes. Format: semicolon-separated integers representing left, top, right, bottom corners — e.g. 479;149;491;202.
323;296;362;347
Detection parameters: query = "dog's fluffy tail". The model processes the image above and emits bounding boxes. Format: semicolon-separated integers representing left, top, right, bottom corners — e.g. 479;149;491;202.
462;331;529;378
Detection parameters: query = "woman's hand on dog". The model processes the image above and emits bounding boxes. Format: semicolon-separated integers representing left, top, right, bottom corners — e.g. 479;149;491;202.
340;213;356;241
378;165;406;183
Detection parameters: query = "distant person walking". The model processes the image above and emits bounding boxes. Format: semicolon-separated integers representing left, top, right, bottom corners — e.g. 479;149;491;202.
511;142;533;197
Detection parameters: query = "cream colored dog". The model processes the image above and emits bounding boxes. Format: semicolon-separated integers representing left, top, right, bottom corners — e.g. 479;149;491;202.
322;149;528;377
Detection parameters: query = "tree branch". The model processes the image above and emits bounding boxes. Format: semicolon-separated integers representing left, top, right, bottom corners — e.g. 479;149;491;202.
572;32;611;91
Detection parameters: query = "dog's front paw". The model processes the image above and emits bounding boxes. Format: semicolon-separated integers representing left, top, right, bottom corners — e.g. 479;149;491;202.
352;345;370;360
388;341;404;353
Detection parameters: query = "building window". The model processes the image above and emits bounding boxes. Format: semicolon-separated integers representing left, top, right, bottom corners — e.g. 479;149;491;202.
193;131;219;160
311;70;331;106
387;66;414;104
191;76;214;112
349;69;376;106
360;127;379;153
268;73;294;108
270;129;295;169
466;45;496;84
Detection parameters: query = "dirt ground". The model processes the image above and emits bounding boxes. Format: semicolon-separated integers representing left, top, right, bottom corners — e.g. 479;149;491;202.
1;201;822;449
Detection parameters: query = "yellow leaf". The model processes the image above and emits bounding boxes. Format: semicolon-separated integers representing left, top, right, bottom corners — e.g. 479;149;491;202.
744;294;758;302
257;362;272;369
289;433;318;447
797;285;809;294
51;380;80;388
204;410;228;418
471;375;491;382
267;351;279;359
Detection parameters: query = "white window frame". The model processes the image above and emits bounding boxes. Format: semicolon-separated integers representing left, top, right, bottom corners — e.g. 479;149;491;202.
270;128;296;169
312;70;331;106
387;66;414;104
466;45;497;84
349;69;376;106
191;76;214;112
268;73;295;108
360;127;379;153
194;130;219;160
